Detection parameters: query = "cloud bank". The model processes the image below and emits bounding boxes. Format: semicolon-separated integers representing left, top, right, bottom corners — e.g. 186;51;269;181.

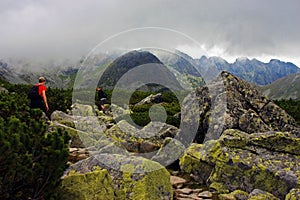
0;0;299;65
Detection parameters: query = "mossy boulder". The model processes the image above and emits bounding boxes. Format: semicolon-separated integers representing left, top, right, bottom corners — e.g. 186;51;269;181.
106;120;179;154
67;153;173;199
71;103;95;116
51;110;85;148
61;168;114;200
218;189;249;200
248;189;279;200
179;142;220;184
51;110;76;127
285;188;300;200
51;110;115;148
179;129;300;199
110;103;132;119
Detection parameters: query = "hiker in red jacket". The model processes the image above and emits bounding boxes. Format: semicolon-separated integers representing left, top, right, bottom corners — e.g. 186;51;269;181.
29;77;49;112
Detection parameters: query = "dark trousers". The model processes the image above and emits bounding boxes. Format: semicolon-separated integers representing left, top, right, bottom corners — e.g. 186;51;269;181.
30;99;46;112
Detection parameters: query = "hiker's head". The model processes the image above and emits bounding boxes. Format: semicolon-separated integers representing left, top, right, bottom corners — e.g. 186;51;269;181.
39;77;46;83
97;86;102;91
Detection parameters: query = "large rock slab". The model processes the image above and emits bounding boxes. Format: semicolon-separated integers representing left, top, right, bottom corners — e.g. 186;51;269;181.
193;71;299;143
106;120;179;153
66;153;173;199
135;93;163;106
179;129;300;199
61;168;114;200
285;188;300;199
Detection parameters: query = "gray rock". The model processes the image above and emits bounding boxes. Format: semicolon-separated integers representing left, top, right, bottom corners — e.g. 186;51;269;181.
66;153;173;199
248;189;279;200
135;93;163;106
285;188;300;199
179;129;300;199
192;71;298;143
0;86;8;93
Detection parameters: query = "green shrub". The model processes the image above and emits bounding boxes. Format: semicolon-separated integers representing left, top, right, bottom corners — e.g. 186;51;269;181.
130;112;151;127
0;90;70;200
275;99;300;125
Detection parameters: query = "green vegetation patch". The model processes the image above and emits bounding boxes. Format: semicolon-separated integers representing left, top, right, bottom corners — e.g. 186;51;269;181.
275;99;300;125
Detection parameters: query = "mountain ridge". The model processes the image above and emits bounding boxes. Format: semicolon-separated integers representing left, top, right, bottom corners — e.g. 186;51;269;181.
1;51;299;89
195;55;300;85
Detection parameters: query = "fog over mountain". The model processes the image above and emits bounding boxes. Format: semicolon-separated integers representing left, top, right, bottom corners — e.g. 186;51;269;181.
1;50;299;89
0;0;300;66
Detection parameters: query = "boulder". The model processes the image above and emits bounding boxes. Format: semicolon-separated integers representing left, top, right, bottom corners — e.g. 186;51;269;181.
106;120;179;154
193;71;298;143
71;103;94;116
51;109;114;147
61;167;114;200
179;142;216;185
179;129;300;199
135;93;163;106
285;188;300;199
0;86;8;93
151;137;186;167
110;103;132;118
248;189;279;200
66;153;173;199
218;190;249;200
51;109;182;166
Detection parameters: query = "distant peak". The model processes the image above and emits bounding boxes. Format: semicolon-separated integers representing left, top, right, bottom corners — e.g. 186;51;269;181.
199;55;208;60
236;57;249;62
270;59;281;63
209;56;228;63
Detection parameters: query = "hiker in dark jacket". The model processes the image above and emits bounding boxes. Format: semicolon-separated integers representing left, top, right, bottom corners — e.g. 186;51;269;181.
96;86;107;112
29;77;49;112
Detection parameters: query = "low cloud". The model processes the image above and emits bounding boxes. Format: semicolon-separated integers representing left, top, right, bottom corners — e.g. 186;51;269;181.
0;0;299;66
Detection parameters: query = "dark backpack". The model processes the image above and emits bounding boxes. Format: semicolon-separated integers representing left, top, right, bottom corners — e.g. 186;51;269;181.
103;91;107;98
28;85;41;99
98;90;107;99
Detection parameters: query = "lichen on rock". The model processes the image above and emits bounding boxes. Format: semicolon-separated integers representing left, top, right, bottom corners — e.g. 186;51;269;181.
66;153;173;200
218;189;249;200
285;188;300;200
61;167;114;200
179;129;300;199
248;189;280;200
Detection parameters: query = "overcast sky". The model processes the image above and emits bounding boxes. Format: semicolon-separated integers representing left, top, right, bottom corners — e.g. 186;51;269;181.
0;0;300;66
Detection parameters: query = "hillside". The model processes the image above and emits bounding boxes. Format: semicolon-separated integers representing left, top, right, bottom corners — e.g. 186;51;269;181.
259;72;300;100
0;59;78;88
98;50;183;91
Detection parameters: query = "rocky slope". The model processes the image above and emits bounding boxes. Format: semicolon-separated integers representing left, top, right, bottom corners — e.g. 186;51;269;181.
98;50;183;91
48;71;300;199
259;72;300;100
0;59;78;88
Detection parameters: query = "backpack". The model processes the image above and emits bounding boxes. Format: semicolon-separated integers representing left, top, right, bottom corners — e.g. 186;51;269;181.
28;85;41;99
98;90;107;99
103;91;107;98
